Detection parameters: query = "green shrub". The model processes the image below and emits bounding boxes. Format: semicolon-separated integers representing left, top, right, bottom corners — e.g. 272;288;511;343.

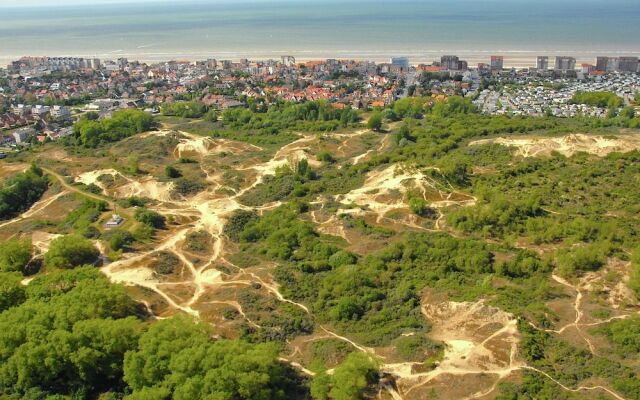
0;238;33;273
44;235;100;269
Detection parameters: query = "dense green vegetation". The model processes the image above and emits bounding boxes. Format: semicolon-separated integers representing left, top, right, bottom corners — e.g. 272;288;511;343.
123;315;307;400
0;268;307;399
69;109;155;147
61;198;107;237
43;235;100;269
160;101;208;118
310;353;379;400
570;91;623;109
134;208;166;229
0;239;32;274
222;100;360;133
3;94;640;399
594;317;640;358
0;165;49;221
230;204;554;347
519;321;640;399
0;268;140;398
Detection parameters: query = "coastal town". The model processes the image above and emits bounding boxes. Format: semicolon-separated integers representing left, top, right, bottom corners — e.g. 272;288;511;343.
1;54;639;150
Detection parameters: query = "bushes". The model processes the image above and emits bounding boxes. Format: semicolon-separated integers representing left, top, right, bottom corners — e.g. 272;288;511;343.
238;163;316;206
160;101;207;118
447;196;544;238
44;235;100;269
392;335;443;363
172;178;206;196
0;238;32;273
595;317;640;358
0;268;140;397
152;251;179;275
518;320;640;400
571;91;622;109
0;164;49;221
107;230;134;251
62;198;108;236
123;315;303;400
184;230;211;252
629;247;640;297
366;112;383;131
311;353;380;400
431;96;477;117
221;100;359;134
164;165;182;178
223;210;259;242
496;250;552;279
555;241;612;277
0;272;26;312
72;109;155;147
408;197;434;217
134;208;165;229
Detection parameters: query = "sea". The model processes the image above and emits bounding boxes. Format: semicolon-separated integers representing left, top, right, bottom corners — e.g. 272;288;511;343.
1;0;639;68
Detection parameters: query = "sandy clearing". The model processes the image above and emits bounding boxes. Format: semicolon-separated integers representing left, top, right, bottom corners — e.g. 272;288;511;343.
335;164;475;227
75;169;128;191
31;231;64;254
174;131;262;159
114;177;175;202
0;163;29;177
470;133;640;158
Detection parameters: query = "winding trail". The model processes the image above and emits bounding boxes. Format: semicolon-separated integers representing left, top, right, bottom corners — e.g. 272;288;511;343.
0;190;68;230
29;128;634;400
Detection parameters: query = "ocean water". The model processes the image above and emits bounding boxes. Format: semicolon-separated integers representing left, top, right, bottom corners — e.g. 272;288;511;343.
1;0;639;67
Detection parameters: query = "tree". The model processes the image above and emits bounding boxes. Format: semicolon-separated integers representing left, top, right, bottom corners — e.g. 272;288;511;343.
0;165;49;221
134;208;165;229
408;198;434;217
108;230;134;251
366;112;383;131
325;353;380;400
629;247;640;297
0;268;140;397
204;109;218;122
0;272;27;312
44;235;100;269
123;315;301;400
72;109;155;148
0;238;32;273
164;165;182;179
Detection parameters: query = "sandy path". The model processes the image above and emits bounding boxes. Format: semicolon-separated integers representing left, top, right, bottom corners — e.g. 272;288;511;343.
528;273;640;356
0;191;68;230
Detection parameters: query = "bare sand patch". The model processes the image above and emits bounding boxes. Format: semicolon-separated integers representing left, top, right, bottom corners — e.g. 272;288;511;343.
470;133;640;158
174;131;261;159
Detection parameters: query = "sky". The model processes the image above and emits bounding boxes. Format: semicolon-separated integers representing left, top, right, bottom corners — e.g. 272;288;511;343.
0;0;164;6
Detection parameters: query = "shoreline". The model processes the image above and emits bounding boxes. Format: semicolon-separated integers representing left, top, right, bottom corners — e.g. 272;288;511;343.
3;49;640;70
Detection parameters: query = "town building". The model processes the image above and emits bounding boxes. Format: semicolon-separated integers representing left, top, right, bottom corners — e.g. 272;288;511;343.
13;127;36;144
490;56;504;70
618;57;639;73
555;56;576;72
441;55;460;71
536;56;549;70
390;57;410;70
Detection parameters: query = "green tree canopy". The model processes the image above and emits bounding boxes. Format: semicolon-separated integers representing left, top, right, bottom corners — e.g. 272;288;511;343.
0;267;140;397
0;272;26;312
366;112;383;131
123;315;302;400
44;235;100;269
0;165;49;221
0;238;32;273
